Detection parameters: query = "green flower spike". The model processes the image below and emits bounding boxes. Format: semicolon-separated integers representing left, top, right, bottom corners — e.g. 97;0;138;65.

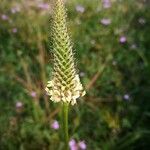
45;0;86;105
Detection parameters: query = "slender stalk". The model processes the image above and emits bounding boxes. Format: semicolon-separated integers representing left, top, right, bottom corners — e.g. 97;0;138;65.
62;102;69;150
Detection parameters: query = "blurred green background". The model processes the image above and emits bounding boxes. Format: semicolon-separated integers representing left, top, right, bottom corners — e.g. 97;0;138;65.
0;0;150;149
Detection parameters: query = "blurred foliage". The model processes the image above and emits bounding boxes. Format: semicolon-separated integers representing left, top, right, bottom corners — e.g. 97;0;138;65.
0;0;150;149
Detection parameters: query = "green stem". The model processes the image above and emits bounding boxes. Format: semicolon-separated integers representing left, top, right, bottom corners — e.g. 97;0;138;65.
62;102;69;150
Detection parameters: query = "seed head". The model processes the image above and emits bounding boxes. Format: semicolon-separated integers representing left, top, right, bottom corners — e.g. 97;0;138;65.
45;0;85;105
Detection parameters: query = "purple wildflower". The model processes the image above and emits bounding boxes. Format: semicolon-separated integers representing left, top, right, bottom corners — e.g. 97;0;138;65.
12;28;17;33
11;8;16;14
30;91;37;98
1;14;9;20
38;3;49;10
75;5;85;13
69;139;87;150
119;36;127;43
100;18;111;26
123;94;130;100
69;139;76;146
11;7;20;14
69;139;78;150
51;120;59;130
102;0;111;9
78;141;87;150
16;101;23;108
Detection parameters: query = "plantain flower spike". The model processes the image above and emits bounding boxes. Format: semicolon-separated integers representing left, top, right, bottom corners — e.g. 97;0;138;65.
45;0;86;105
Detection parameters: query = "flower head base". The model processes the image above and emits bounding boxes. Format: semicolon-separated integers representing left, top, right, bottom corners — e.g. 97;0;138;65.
45;0;85;105
46;75;85;105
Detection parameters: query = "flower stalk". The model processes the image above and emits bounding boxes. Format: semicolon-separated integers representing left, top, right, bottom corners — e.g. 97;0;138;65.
62;103;69;150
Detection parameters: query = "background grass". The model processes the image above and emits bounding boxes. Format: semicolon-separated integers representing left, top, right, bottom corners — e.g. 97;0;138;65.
0;0;150;149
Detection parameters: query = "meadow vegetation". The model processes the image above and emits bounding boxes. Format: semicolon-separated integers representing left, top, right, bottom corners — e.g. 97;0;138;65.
0;0;150;149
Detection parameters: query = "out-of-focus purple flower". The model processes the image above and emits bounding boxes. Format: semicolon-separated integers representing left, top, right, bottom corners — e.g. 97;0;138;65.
11;6;20;14
38;3;49;10
30;91;37;98
70;145;78;150
78;141;87;150
69;139;78;150
16;101;23;108
69;139;87;150
138;18;146;25
102;0;111;9
100;18;111;26
123;94;130;100
69;139;76;147
119;36;127;43
75;5;85;13
51;120;59;130
1;14;9;20
12;28;17;33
